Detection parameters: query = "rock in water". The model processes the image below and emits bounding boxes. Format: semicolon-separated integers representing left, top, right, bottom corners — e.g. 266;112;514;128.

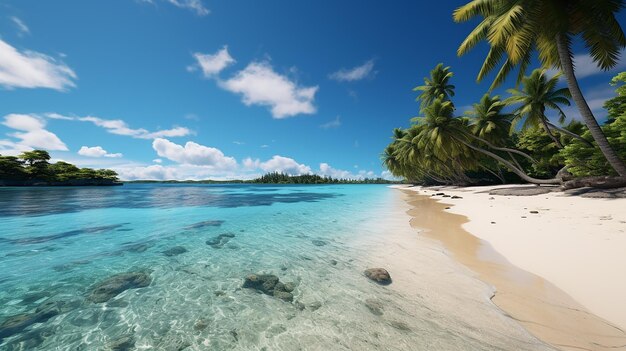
162;246;188;257
206;233;235;249
364;268;392;285
242;274;293;302
87;272;152;303
109;334;135;351
273;291;294;302
364;299;384;316
0;300;64;341
311;240;327;246
242;274;279;294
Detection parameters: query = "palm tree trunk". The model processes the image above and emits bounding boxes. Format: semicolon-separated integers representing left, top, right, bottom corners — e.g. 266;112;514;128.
454;136;561;184
464;132;538;163
540;115;564;148
507;151;524;170
546;122;594;147
481;165;506;184
556;33;626;176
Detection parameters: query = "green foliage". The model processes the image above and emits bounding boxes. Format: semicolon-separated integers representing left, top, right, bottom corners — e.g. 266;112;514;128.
604;72;626;119
505;69;571;133
0;156;26;180
251;172;396;184
413;63;455;111
0;150;119;183
561;116;626;177
454;0;626;89
382;64;612;185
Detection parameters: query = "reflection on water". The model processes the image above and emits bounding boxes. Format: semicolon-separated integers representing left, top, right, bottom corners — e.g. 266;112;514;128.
0;184;340;217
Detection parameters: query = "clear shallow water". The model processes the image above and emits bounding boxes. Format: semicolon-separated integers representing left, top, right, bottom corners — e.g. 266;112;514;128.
0;184;547;351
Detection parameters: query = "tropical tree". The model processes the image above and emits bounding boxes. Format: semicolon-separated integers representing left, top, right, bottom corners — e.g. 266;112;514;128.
467;93;513;145
413;63;455;111
415;97;560;184
505;69;590;147
18;150;51;166
0;155;26;180
454;0;626;176
605;72;626;118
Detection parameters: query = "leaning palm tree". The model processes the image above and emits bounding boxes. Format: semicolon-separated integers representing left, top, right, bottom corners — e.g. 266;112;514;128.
415;98;560;184
413;63;455;111
454;0;626;176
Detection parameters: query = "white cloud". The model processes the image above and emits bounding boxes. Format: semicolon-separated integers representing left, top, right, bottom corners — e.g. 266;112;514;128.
318;163;376;180
141;0;209;16
11;17;30;35
115;164;176;181
243;155;311;175
166;0;209;15
232;141;245;145
219;62;318;118
0;39;77;91
113;164;248;181
381;170;401;181
153;158;163;163
78;146;123;158
1;114;67;152
152;138;237;170
320;116;341;129
47;114;193;140
189;46;235;77
329;60;376;82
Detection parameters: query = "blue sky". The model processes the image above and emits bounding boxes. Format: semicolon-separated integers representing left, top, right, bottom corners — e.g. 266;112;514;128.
1;0;625;180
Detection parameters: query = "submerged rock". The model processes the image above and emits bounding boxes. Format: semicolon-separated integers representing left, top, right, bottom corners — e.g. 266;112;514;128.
0;300;64;341
184;220;224;230
206;233;235;249
311;240;327;247
364;268;392;285
109;334;135;351
273;290;294;302
162;246;188;257
364;298;384;316
87;272;152;303
242;274;293;302
194;318;209;331
125;243;149;253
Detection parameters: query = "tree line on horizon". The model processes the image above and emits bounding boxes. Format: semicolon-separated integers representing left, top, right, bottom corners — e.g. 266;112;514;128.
250;172;398;184
0;150;119;183
383;0;626;187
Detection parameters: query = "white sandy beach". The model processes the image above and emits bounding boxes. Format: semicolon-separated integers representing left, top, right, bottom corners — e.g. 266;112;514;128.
397;185;626;350
407;184;626;331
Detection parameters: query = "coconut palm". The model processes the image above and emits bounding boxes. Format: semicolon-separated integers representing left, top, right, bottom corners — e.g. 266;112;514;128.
468;93;513;145
504;69;571;148
415;97;560;184
453;0;626;176
413;63;455;111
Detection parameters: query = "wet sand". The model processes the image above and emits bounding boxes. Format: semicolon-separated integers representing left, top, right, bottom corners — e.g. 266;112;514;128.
400;188;626;351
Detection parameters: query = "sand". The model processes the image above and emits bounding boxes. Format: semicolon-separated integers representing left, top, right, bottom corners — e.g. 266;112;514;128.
400;185;626;350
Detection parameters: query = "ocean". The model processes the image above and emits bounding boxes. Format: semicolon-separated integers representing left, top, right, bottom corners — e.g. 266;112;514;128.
0;184;548;350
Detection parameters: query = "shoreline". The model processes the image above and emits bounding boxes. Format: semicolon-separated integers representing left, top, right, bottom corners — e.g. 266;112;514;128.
399;185;626;350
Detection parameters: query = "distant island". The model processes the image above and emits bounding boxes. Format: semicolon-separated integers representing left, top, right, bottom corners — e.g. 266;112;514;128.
0;150;121;186
130;172;400;184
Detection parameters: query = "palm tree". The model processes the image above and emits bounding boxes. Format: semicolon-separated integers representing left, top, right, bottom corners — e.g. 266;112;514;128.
413;63;455;111
416;98;560;184
468;93;513;145
454;0;626;176
506;69;593;148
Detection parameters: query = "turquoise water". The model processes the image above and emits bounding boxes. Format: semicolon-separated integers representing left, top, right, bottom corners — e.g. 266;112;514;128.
0;184;548;350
